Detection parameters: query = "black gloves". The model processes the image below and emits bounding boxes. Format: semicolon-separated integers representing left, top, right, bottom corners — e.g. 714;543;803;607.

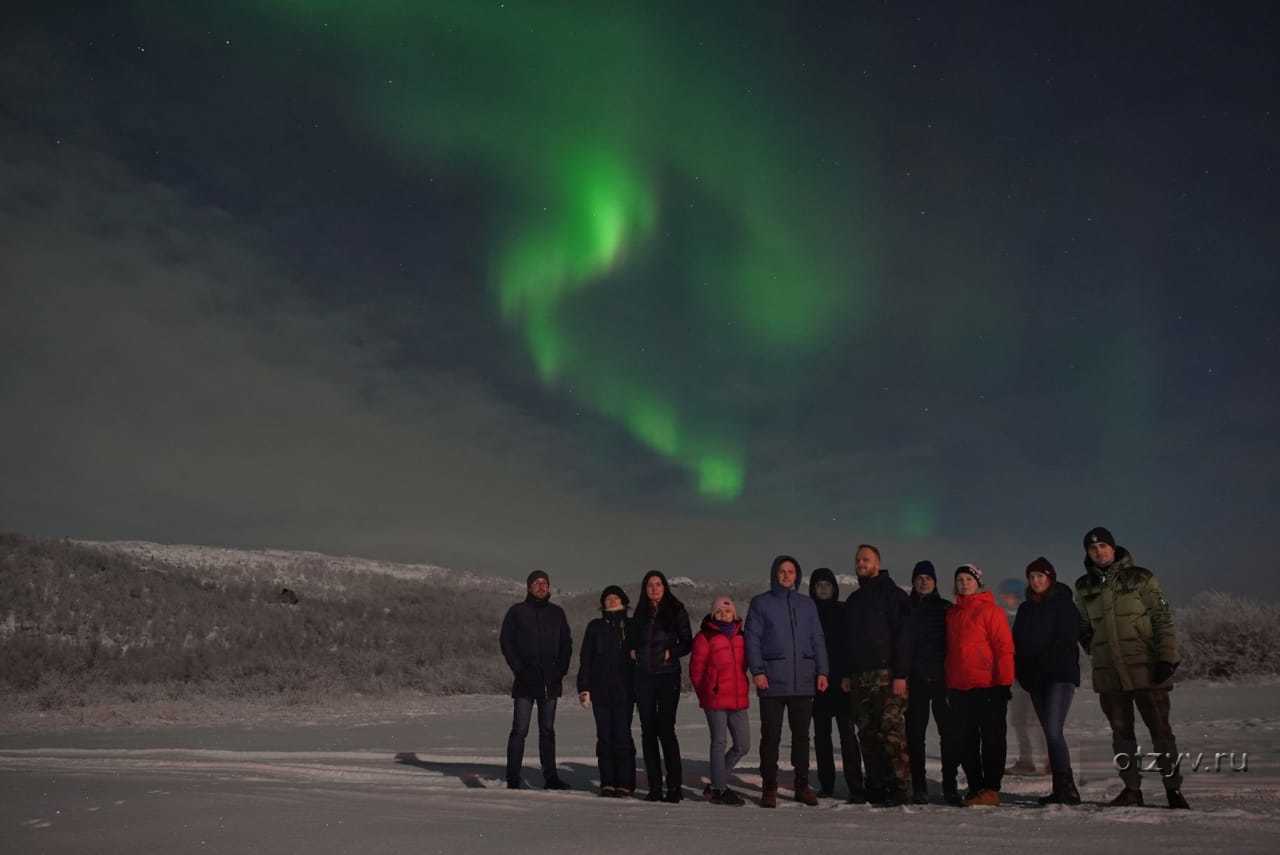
1152;661;1179;685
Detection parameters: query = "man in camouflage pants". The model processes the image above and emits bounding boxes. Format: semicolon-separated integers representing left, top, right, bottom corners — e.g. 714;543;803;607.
840;545;915;806
1076;527;1189;810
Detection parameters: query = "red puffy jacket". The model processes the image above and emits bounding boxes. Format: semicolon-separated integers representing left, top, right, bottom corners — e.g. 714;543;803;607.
945;590;1015;691
690;616;750;711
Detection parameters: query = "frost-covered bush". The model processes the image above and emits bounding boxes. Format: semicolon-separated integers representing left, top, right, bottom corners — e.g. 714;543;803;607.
1177;591;1280;680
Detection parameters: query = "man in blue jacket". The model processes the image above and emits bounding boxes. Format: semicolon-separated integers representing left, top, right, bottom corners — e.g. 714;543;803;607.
746;555;829;808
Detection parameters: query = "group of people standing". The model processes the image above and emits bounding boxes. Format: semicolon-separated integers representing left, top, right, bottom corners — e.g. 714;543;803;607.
499;526;1189;811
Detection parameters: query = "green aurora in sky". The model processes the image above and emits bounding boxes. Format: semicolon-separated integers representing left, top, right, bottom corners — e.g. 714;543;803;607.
209;1;879;500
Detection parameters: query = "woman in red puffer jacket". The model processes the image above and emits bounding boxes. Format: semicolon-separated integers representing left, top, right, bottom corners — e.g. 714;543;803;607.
945;564;1015;807
690;595;750;805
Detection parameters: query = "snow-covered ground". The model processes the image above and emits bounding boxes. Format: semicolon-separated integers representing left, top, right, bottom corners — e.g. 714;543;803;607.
2;681;1277;853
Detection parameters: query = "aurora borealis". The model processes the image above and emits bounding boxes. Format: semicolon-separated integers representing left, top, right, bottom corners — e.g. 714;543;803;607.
2;1;1276;597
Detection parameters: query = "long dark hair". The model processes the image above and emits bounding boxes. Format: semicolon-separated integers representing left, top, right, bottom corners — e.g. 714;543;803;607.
635;569;684;630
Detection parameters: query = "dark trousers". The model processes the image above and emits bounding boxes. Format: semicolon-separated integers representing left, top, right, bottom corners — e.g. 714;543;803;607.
1100;688;1182;790
813;692;862;793
906;678;958;795
591;702;636;790
506;696;558;784
950;688;1008;793
759;695;814;790
635;673;682;793
1029;682;1075;777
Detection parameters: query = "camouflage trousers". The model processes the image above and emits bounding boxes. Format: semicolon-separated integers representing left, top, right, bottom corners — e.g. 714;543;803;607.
849;669;911;798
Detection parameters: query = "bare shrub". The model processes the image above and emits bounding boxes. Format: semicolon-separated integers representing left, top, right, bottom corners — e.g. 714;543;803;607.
1177;591;1280;680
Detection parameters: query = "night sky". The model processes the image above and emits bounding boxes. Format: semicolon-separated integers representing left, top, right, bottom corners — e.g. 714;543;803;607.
3;2;1276;600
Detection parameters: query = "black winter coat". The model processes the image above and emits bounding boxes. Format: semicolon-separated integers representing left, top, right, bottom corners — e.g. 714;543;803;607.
628;600;693;679
500;596;572;699
1012;581;1082;690
576;611;634;706
809;568;848;706
843;570;915;679
908;588;951;684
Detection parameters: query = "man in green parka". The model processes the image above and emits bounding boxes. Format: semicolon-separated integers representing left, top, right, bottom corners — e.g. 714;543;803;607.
1076;526;1189;809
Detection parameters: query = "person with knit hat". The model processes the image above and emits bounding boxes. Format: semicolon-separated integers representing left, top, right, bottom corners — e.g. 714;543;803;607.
577;585;636;797
906;560;959;804
500;570;572;789
945;564;1015;807
745;554;829;808
996;576;1046;776
690;594;750;806
1012;557;1082;805
627;570;693;802
1075;526;1189;809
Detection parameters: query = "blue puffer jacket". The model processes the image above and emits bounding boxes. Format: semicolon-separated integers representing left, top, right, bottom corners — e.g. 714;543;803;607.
745;555;829;697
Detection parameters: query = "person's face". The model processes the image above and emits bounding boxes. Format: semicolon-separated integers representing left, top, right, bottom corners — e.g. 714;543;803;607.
713;604;735;622
1028;570;1051;595
854;548;880;578
913;574;936;596
1087;542;1116;568
813;580;835;601
645;576;665;604
997;593;1020;610
775;560;798;589
955;573;979;596
603;593;623;611
529;577;550;599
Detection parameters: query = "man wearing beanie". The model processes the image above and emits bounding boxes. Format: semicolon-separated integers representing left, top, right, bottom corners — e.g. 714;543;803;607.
1075;527;1182;808
906;560;959;804
1075;527;1189;809
500;570;572;790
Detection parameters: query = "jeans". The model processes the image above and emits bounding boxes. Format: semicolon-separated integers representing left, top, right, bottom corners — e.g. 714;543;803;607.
1028;682;1075;776
759;695;814;790
1100;688;1182;790
635;672;683;793
813;690;863;793
704;709;750;791
906;678;958;794
592;702;636;790
949;687;1008;793
506;696;558;784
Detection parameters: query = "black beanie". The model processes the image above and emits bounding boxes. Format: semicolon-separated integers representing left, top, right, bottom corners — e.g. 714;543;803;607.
912;560;937;582
599;584;629;609
526;570;550;588
1026;556;1057;584
1083;527;1116;550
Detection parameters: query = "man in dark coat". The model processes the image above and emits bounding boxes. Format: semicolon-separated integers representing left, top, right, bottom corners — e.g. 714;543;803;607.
808;567;864;799
745;554;829;807
500;570;572;789
840;544;914;806
906;560;959;804
1075;527;1189;809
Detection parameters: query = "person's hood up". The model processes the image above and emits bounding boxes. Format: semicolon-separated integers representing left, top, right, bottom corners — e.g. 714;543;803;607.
808;566;839;601
769;554;803;593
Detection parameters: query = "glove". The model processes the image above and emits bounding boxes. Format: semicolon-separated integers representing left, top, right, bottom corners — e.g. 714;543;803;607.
1152;661;1178;685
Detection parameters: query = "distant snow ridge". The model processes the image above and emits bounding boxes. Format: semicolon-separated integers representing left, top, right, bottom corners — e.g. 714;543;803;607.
75;540;526;595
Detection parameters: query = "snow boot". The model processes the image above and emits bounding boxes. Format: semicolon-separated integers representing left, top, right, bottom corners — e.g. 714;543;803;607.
1108;787;1144;807
1166;789;1190;810
760;788;778;808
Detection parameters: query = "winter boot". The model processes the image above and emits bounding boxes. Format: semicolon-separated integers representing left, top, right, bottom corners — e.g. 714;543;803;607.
912;789;929;805
718;788;745;807
1166;789;1190;810
845;785;867;805
964;788;1000;807
760;787;778;808
543;776;569;790
1107;787;1144;807
663;787;682;803
793;782;819;806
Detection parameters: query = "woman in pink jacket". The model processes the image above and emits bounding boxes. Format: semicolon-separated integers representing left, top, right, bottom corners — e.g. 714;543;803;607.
945;564;1015;807
689;595;750;806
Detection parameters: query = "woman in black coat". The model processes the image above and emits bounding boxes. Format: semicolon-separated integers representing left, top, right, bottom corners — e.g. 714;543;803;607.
627;570;693;802
578;585;637;797
1012;557;1082;805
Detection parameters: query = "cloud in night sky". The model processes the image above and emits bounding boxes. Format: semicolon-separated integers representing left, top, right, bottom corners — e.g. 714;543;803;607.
1;3;1277;599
